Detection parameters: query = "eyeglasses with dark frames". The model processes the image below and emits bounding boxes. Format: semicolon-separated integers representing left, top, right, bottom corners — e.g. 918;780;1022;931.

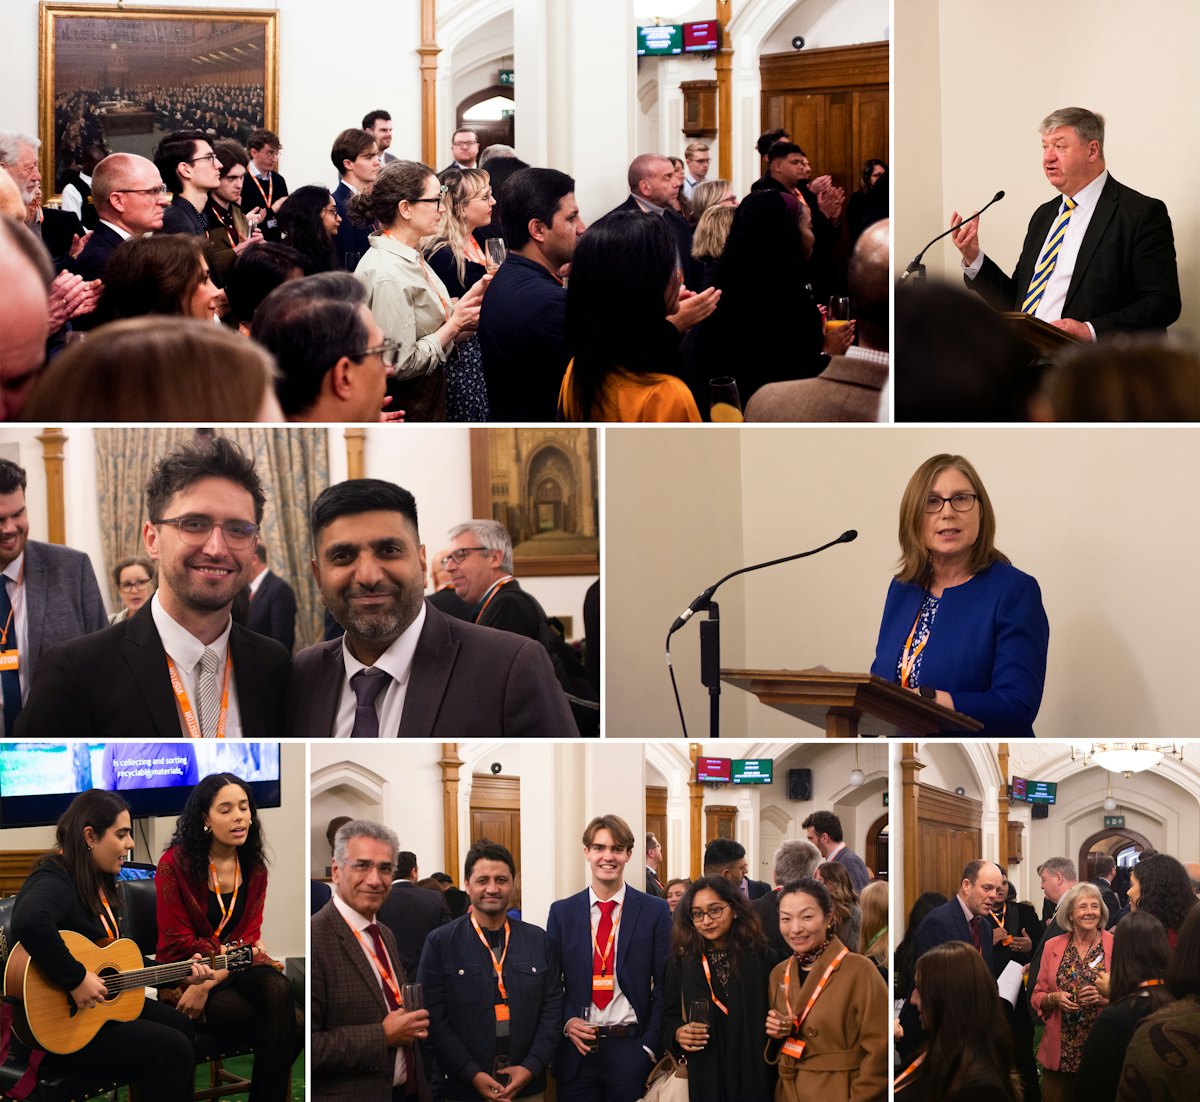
118;578;153;592
440;547;487;569
923;493;978;514
154;515;260;548
355;340;404;368
113;185;170;197
187;153;220;166
410;185;450;208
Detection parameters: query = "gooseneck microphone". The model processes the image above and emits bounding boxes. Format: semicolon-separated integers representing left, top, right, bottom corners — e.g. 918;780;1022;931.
901;191;1005;281
668;529;859;636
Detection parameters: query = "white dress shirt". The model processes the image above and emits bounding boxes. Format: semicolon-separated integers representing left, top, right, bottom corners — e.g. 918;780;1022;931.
60;173;92;219
587;883;637;1027
1;554;29;703
334;603;426;738
150;592;243;738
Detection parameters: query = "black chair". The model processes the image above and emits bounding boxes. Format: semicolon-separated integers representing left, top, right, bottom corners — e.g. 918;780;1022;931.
0;894;138;1102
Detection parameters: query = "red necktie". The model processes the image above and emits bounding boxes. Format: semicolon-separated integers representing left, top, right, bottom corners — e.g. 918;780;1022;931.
367;923;417;1094
970;917;982;952
593;900;617;1010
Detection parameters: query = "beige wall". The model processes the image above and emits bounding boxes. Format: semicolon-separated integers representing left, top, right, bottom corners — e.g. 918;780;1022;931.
895;0;1200;341
607;427;1200;737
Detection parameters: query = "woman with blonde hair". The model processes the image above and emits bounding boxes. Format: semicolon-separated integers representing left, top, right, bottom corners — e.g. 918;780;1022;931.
691;205;735;290
870;454;1049;737
859;880;888;980
690;178;737;223
424;166;494;420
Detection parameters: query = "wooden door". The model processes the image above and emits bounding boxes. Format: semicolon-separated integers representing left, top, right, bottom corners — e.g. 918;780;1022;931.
470;774;521;879
647;784;667;883
916;783;982;897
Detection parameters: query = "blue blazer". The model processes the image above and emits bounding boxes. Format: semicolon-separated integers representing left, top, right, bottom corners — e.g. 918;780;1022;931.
870;560;1048;737
333;180;373;268
545;886;671;1083
417;915;562;1099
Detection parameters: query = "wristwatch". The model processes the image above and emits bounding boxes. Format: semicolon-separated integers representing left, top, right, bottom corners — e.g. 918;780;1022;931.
918;686;937;700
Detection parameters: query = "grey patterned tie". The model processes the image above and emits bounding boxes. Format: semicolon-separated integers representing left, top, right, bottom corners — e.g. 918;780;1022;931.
197;648;221;738
350;668;392;739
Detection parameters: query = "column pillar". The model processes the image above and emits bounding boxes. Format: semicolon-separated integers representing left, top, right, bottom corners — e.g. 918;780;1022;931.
344;428;366;480
36;427;67;545
901;742;924;917
439;743;463;883
997;742;1010;867
715;0;734;180
688;742;704;879
418;0;441;168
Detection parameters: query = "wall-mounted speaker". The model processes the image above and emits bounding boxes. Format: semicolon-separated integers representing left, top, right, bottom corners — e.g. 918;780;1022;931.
787;768;812;801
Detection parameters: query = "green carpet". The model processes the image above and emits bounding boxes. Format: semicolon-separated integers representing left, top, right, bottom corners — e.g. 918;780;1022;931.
114;1052;305;1100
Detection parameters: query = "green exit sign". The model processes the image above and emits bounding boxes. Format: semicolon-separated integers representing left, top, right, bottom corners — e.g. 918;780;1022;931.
499;69;514;85
1104;815;1125;828
883;791;889;808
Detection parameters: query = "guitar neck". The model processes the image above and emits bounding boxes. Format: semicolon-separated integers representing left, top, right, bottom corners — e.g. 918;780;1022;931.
104;951;238;994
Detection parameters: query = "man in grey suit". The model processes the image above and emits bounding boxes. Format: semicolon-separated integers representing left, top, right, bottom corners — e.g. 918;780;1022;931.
287;478;575;738
802;810;871;892
312;819;432;1102
0;459;106;735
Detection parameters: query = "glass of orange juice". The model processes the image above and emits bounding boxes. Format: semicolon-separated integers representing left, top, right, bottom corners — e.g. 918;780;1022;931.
709;377;743;422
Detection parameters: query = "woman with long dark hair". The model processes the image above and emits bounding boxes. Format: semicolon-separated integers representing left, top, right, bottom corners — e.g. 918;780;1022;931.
560;211;700;421
10;790;205;1099
277;184;341;274
1128;854;1199;947
662;874;779;1102
1076;912;1171;1102
894;941;1020;1101
894;892;948;999
155;773;303;1101
93;234;221;324
816;861;861;953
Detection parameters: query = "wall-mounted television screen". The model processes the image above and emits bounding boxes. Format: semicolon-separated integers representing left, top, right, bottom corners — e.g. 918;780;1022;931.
637;24;683;56
0;742;282;828
1010;775;1027;800
696;757;731;783
683;20;721;52
1025;779;1057;804
731;759;773;785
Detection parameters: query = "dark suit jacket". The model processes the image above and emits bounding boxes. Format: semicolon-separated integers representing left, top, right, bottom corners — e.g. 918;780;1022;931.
745;877;771;901
604;196;700;292
39;207;85;263
745;354;887;422
832;846;872;893
312;899;432;1102
19;540;107;690
15;601;290;740
1090;877;1120;928
476;580;542;642
287;604;575;737
333;180;373;268
68;221;126;282
426;588;472;622
750;888;790;957
311;879;332;915
417;914;562;1100
968;174;1180;335
376;881;450;979
545;886;672;1084
645;868;664;898
246;569;297;653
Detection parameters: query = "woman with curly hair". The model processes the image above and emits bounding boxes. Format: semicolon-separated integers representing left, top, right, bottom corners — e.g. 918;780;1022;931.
155;773;303;1101
1128;854;1199;948
277;184;341;274
816;860;861;953
662;874;781;1102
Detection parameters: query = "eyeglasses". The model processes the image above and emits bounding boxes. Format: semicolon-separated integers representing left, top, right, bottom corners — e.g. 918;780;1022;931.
188;153;219;166
470;190;494;202
924;493;978;514
355;339;403;368
322;205;340;217
154;515;260;548
453;139;479;148
118;578;152;592
346;859;396;876
411;185;450;208
690;904;731;924
114;185;170;197
440;547;486;568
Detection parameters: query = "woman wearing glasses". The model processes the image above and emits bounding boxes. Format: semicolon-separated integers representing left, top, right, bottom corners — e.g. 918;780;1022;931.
662;875;780;1102
155;773;304;1101
347;160;487;421
870;454;1049;737
109;556;156;624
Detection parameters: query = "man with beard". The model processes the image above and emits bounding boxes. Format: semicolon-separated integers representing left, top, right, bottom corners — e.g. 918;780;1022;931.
15;437;290;739
288;478;574;737
418;840;562;1102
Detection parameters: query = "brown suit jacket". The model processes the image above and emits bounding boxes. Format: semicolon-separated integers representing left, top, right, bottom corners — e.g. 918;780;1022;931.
745;354;888;422
311;899;432;1102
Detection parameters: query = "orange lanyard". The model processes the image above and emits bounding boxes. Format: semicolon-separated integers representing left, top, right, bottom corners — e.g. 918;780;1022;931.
0;560;25;649
893;1052;925;1092
991;904;1006;927
347;918;403;1007
591;903;622;975
464;235;487;267
701;953;729;1015
417;254;452;320
899;601;932;687
471;915;510;1001
97;889;119;939
209;857;241;939
249;172;273;208
783;947;849;1029
1138;979;1165;988
474;576;514;623
166;650;232;739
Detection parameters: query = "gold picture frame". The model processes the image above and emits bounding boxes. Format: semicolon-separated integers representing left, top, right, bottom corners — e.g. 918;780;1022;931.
38;3;279;199
470;428;599;577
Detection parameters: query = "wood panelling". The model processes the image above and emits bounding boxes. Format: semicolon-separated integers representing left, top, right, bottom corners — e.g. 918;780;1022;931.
916;781;982;899
1;850;49;899
470;774;521;877
647;784;667;883
704;804;736;844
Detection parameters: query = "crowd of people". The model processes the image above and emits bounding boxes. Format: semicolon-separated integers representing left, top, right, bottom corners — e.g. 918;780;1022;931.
0;117;889;423
895;851;1200;1101
313;812;890;1102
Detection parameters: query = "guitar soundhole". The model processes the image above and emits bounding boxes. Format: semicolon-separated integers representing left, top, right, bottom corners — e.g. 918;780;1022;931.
98;966;120;1002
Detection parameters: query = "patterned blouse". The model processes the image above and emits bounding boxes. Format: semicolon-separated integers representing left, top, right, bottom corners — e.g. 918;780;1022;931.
896;594;940;687
1055;939;1105;1072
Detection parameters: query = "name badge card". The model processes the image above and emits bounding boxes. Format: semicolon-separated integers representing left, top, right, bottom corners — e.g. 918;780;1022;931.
0;650;19;672
592;975;614;992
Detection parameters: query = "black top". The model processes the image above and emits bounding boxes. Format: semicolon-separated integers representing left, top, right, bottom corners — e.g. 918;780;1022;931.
12;860;111;991
476;253;568;421
204;852;250;935
1075;994;1162;1102
426;244;485;300
475;582;542;642
161;194;208;236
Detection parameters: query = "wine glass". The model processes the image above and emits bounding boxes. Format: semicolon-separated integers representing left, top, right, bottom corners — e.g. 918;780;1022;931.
493;1055;511;1084
401;982;424;1011
826;295;851;332
485;238;507;274
709;377;743;423
687;999;710;1027
342;251;362;272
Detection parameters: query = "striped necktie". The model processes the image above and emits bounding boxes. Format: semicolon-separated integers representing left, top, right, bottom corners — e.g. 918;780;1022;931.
1022;196;1077;315
197;648;221;738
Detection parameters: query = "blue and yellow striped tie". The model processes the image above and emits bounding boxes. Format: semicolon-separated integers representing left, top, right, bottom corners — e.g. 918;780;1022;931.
1022;197;1077;315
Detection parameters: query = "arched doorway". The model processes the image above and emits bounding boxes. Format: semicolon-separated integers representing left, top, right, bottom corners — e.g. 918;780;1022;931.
1078;825;1154;884
865;813;888;880
457;85;515;155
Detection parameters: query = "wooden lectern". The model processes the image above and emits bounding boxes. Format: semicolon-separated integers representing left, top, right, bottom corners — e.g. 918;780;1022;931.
1001;312;1082;360
721;668;983;737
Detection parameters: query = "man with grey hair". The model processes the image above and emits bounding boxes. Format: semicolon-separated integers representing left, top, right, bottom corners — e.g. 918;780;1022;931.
70;152;170;283
751;838;822;956
951;105;1180;339
1023;856;1079;1025
443;520;543;640
0;130;87;261
313;818;433;1101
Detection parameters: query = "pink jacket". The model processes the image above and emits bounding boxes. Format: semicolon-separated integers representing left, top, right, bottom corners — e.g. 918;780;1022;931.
1030;929;1114;1071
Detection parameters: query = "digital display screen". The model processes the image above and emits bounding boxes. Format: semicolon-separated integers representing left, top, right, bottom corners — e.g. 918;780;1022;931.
1010;776;1027;800
696;757;731;783
1026;779;1057;804
637;24;683;56
683;21;720;52
731;759;773;785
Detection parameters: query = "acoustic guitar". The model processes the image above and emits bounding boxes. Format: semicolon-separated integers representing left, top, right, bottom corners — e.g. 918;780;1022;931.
2;931;253;1054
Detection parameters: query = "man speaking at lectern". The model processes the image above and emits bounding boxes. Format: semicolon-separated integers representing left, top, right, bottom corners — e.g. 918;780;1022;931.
950;107;1180;339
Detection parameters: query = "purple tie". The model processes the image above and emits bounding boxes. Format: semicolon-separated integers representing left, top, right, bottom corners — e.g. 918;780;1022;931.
351;668;391;738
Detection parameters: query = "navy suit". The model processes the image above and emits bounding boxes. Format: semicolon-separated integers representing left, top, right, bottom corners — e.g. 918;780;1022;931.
601;196;700;293
246;569;297;653
417;915;562;1100
545;886;671;1102
333;181;373;268
745;877;771;901
68;221;126;282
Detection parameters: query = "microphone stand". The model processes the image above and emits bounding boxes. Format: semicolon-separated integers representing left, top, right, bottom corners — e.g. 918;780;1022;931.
901;191;1005;281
